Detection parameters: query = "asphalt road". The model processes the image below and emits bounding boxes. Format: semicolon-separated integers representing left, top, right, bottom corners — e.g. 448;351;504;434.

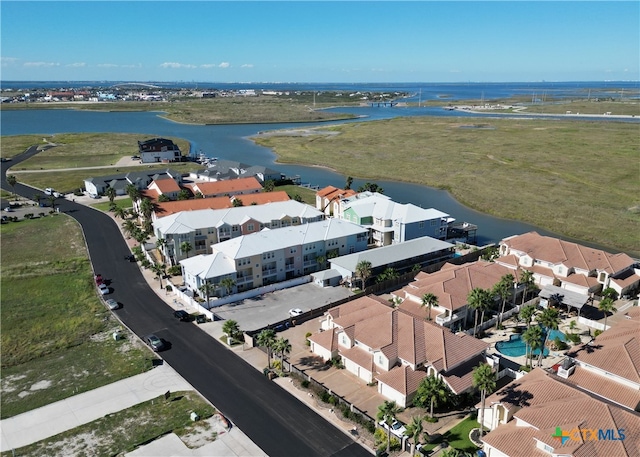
1;147;371;457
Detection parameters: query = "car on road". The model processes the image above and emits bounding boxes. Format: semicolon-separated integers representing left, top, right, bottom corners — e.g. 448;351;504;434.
144;334;165;352
378;419;407;439
124;254;136;262
3;206;13;212
44;188;54;196
174;310;190;321
105;298;120;310
288;308;304;317
94;274;103;285
98;283;110;295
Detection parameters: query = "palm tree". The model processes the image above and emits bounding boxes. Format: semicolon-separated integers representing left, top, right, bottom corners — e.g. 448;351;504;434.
113;205;127;219
355;260;372;291
6;175;17;196
404;416;424;456
601;287;619;301
494;274;515;327
316;255;326;270
222;319;241;342
220;277;236;296
138;197;154;220
273;337;292;371
472;363;496;438
522;325;543;368
125;183;141;201
256;329;277;368
198;282;218;308
105;186;117;204
468;287;491;337
180;241;193;258
519;304;536;330
537;307;560;367
151;262;166;289
122;220;138;239
421;293;439;321
416;374;450;419
376;400;400;454
519;270;536;306
155;237;167;261
598;297;617;330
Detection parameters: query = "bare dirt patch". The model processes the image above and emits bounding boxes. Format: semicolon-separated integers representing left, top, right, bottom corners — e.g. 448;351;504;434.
178;413;231;449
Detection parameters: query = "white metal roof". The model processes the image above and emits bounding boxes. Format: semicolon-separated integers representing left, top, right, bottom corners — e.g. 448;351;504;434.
330;236;454;272
214;218;368;259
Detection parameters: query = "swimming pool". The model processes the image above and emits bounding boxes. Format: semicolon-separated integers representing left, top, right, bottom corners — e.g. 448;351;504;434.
495;328;565;358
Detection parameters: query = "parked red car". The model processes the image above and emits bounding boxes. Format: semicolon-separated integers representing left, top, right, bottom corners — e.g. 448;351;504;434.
94;274;103;285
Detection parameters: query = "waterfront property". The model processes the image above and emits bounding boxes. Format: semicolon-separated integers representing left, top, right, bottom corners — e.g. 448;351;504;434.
137;138;182;163
186;176;263;198
188;159;284;184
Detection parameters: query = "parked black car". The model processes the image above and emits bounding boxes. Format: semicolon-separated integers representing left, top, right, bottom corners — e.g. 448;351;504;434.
174;310;190;321
124;254;135;262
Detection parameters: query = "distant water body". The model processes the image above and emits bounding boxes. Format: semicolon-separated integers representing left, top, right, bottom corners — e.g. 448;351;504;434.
1;80;637;253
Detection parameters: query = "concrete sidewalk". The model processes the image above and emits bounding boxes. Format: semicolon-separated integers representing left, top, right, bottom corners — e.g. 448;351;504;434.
0;363;193;452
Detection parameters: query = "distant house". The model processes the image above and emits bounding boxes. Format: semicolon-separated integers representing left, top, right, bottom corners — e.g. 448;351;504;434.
83;169;183;197
189;159;283;183
146;178;182;201
188;176;263;198
138;138;182;163
315;186;357;216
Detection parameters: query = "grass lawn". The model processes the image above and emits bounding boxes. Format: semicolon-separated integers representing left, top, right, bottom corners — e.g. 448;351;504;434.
91;196;133;212
442;414;482;453
0;215;152;419
275;184;317;206
0;391;216;457
254;116;640;256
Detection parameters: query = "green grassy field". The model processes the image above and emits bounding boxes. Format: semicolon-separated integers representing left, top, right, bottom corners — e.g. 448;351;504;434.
0;215;152;419
254;116;640;256
0;391;216;457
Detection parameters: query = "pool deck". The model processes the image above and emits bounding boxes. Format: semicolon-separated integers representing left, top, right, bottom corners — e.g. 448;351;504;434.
481;317;592;369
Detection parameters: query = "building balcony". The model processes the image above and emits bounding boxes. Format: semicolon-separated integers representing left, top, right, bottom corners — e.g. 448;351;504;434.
262;268;277;276
236;275;253;284
436;312;462;325
285;264;295;271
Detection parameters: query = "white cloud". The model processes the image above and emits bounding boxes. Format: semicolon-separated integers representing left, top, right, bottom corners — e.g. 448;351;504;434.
24;61;59;67
67;62;86;67
121;64;142;68
160;62;196;69
200;64;217;68
1;57;19;66
98;63;119;68
241;64;254;68
218;62;230;68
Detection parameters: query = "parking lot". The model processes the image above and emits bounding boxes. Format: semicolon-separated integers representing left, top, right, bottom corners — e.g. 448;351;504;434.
210;282;353;332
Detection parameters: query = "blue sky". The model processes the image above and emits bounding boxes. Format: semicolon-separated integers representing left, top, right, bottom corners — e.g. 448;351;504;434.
1;1;638;82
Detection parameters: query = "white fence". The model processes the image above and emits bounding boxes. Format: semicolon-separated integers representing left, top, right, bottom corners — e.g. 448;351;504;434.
577;316;610;331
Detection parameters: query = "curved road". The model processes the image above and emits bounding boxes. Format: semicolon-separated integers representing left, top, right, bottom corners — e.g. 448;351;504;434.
1;147;371;457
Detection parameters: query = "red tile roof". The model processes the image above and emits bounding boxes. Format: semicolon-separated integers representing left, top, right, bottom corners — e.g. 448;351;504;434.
153;191;290;217
192;176;262;196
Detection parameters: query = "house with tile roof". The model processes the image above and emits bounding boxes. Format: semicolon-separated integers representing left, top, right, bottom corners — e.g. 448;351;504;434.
315;186;358;216
309;295;489;407
498;232;640;298
154;200;324;264
338;192;451;246
479;367;640;457
146;178;182;200
180;218;369;295
151;191;291;219
392;260;518;330
189;176;263;198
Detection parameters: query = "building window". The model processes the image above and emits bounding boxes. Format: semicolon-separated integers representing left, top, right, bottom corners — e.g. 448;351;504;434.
247;223;255;231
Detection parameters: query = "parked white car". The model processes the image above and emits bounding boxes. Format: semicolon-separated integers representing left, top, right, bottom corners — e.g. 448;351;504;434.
289;308;304;317
98;283;110;295
44;188;54;196
379;419;407;438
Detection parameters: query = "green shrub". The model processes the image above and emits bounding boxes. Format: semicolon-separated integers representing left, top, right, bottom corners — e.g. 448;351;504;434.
301;379;310;388
305;332;312;346
594;329;603;337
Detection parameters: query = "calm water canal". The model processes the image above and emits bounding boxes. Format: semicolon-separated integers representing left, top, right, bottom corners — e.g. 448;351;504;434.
0;108;610;249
